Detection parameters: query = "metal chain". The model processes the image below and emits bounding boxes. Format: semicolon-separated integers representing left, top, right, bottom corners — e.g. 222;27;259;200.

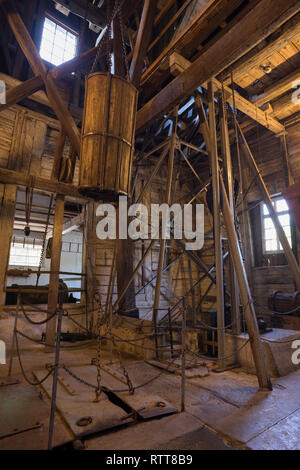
105;0;113;72
36;194;54;286
94;293;104;402
91;0;120;73
24;186;33;235
117;1;129;78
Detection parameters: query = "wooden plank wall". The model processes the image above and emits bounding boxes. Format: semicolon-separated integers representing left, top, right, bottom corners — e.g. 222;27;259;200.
234;122;300;330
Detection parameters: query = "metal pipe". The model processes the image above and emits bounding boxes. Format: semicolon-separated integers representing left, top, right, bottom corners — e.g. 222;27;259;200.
208;81;225;369
181;298;187;412
48;296;64;450
168;308;174;358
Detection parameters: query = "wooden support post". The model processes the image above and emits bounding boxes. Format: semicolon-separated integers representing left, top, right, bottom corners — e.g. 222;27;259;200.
219;90;241;335
208;81;225;367
114;239;155;312
116;239;138;317
152;129;175;324
181;297;187;412
3;2;81;156
129;0;158;87
238;124;300;291
136;144;169;203
45;195;65;348
220;175;272;390
0;185;17;309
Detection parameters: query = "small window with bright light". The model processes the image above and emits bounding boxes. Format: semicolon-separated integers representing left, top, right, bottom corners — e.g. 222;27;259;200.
40;17;77;66
9;242;42;267
262;197;292;254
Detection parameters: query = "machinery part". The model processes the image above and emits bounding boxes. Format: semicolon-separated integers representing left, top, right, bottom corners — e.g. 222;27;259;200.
59;332;93;343
79;72;138;201
268;291;300;316
6;280;69;305
76;417;93;427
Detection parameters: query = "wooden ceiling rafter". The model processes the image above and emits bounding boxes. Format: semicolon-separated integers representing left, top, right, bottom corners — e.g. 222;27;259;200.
136;0;300;133
2;1;81;155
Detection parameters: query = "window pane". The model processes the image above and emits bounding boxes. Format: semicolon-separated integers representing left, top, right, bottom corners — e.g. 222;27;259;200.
40;17;77;65
279;214;290;227
264;228;277;241
264;218;274;230
276;198;289;213
263;204;269;216
265;240;278;252
9;243;42;267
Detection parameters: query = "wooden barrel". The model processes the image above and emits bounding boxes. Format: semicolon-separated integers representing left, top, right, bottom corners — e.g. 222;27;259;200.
79;73;138;201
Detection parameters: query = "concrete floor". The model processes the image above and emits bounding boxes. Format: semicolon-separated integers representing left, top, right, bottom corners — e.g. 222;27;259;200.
0;316;300;450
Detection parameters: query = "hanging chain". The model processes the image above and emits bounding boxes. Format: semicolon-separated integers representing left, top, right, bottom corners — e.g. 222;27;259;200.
105;0;113;72
93;293;104;402
117;2;129;78
94;290;134;395
36;194;54;287
91;0;120;73
24;186;33;236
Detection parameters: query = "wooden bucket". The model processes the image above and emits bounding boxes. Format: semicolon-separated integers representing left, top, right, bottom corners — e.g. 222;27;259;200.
79;73;138;201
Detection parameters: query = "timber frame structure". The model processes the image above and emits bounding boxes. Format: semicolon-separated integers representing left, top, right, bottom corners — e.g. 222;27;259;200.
1;0;300;427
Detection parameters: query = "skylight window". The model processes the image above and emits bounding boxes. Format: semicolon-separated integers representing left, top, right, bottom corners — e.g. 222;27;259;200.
40;17;77;66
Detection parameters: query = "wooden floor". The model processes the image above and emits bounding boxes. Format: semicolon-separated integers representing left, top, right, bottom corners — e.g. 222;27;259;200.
0;316;300;450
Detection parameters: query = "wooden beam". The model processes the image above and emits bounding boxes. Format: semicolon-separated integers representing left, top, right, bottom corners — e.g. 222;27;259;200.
136;0;300;131
50;46;98;81
238;124;300;291
219;88;240;335
0;75;44;112
0;185;16;308
47;212;84;239
152;131;175;324
49;0;105;28
3;2;81;155
129;0;158;87
251;67;300;107
208;81;225;367
169;53;285;134
220;11;300;84
220;174;272;390
0;167;87;199
45;195;65;347
215;78;285;134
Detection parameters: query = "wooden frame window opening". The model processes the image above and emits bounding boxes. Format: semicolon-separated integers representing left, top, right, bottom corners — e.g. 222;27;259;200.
40;17;78;66
262;196;292;254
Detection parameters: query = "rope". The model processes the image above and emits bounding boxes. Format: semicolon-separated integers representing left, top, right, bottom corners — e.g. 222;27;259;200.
187;339;251;362
20;299;57;326
14;331;55;386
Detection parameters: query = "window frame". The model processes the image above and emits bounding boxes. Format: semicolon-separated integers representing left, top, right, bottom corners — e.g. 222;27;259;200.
261;195;292;255
9;241;43;269
39;15;78;67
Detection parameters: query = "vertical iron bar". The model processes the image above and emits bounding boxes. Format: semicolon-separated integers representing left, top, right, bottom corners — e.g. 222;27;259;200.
48;295;63;450
181;298;187;412
8;290;20;377
168;308;174;358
